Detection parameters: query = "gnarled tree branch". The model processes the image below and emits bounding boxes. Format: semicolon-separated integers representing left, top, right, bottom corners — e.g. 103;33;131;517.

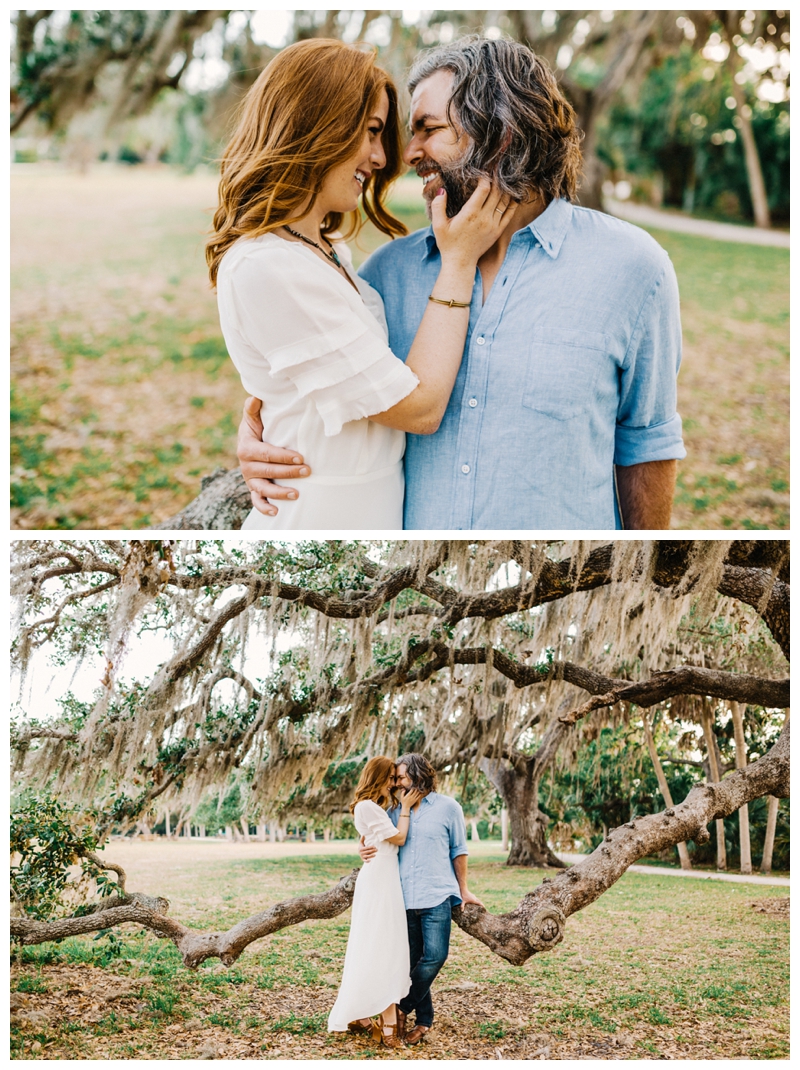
12;720;789;967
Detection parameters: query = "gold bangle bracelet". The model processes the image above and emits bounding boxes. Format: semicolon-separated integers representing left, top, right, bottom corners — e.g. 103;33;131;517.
428;295;471;308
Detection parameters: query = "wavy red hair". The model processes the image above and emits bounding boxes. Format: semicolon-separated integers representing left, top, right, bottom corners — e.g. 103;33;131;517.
349;756;396;814
206;38;407;285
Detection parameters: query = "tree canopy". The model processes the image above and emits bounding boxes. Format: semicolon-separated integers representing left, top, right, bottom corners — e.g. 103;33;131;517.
11;10;790;220
11;539;790;968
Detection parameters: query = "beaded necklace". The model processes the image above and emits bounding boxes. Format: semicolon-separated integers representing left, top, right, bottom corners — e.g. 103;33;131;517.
282;226;342;268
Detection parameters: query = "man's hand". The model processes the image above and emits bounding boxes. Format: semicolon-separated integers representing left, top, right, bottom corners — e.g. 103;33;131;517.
452;854;484;909
237;396;311;516
615;459;677;529
358;836;377;863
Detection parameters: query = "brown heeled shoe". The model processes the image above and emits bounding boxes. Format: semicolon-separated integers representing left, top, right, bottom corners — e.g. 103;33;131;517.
347;1019;373;1035
377;1015;405;1049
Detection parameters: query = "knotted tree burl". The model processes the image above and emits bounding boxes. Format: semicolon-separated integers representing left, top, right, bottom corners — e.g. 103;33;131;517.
11;539;789;969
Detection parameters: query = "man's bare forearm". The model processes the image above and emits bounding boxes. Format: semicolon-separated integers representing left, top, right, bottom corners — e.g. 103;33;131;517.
453;853;469;892
615;459;677;529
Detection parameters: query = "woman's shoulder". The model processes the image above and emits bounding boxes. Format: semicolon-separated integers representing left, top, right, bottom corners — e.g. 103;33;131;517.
354;798;387;815
220;233;304;280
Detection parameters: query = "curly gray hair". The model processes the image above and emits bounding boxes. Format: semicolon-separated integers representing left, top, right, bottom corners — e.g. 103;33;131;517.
395;752;438;794
408;35;583;205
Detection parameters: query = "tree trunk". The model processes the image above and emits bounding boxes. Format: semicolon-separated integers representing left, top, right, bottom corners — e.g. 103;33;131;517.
566;10;662;211
501;808;509;851
239;818;251;843
224;825;233;842
155;468;251;530
323;827;330;842
164;811;171;839
256;823;266;843
305;824;315;843
730;701;752;874
470;819;481;842
268;821;278;844
761;795;779;874
643;713;692;870
199;825;206;839
722;18;771;228
480;758;563;868
573;93;604;210
701;707;726;870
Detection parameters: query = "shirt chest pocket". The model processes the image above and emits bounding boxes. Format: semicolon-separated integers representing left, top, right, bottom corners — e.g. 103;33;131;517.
521;328;610;420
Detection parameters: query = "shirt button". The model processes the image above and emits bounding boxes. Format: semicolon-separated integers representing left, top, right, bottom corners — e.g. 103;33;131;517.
476;336;485;345
461;464;470;474
468;397;478;408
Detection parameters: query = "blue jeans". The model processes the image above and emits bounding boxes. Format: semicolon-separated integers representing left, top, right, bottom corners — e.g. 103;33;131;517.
399;900;452;1028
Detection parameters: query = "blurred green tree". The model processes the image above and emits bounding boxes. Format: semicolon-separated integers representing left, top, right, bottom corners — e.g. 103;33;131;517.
14;9;788;221
598;38;789;223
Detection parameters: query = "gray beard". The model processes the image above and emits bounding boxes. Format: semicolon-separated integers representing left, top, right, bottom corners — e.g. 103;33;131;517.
438;163;481;218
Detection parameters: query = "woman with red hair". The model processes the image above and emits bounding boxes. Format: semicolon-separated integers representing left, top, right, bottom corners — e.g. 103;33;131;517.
207;38;511;529
327;756;421;1048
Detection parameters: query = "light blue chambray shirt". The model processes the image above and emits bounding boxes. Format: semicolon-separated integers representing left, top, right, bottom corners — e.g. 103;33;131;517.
358;197;686;530
389;792;468;910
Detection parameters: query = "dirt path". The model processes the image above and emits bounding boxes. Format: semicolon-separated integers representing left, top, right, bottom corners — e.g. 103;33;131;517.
103;838;789;887
605;197;790;247
558;851;788;886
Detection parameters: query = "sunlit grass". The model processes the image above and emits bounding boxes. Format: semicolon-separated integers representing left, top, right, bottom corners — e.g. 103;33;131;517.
11;845;789;1059
11;167;788;529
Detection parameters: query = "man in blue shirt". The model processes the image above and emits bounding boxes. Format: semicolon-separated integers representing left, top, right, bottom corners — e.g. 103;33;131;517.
237;37;685;528
358;752;483;1045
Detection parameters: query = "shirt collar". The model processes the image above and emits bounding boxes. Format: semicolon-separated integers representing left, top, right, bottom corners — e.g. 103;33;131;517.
422;197;572;262
526;196;572;259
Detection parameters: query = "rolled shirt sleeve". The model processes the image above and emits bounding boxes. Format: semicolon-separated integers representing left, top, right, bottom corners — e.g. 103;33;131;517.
224;245;419;437
614;256;687;467
448;801;469;861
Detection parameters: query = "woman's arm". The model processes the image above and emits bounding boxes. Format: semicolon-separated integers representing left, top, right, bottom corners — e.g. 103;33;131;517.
384;787;422;844
367;179;512;435
385;806;412;846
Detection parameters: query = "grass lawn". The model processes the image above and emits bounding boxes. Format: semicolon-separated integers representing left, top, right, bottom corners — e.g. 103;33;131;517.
10;840;789;1060
11;166;788;529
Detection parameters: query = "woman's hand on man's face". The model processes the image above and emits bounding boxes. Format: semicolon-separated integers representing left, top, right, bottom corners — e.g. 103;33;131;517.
400;787;423;809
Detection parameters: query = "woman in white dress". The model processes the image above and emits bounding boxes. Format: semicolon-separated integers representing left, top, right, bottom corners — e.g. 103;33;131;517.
328;756;421;1048
206;38;512;529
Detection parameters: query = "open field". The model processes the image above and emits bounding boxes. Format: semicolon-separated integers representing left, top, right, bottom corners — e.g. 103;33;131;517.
11;840;789;1059
11;166;789;529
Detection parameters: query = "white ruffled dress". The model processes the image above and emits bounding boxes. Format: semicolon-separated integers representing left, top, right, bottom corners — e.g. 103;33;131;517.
216;233;419;529
327;800;411;1031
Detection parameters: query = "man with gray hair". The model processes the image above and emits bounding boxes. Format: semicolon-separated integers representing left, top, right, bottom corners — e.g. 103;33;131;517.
358;752;482;1045
237;35;685;529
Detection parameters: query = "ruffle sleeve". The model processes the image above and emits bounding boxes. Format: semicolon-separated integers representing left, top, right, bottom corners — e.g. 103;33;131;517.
354;800;398;843
225;243;419;436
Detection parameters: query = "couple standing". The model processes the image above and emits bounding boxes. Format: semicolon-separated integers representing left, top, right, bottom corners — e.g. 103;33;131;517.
327;753;481;1048
210;35;685;532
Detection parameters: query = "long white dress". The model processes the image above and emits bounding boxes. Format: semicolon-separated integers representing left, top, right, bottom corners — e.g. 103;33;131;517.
327;800;411;1031
216;234;420;530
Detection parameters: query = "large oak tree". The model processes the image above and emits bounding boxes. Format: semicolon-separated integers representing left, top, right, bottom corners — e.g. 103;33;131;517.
11;538;789;968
